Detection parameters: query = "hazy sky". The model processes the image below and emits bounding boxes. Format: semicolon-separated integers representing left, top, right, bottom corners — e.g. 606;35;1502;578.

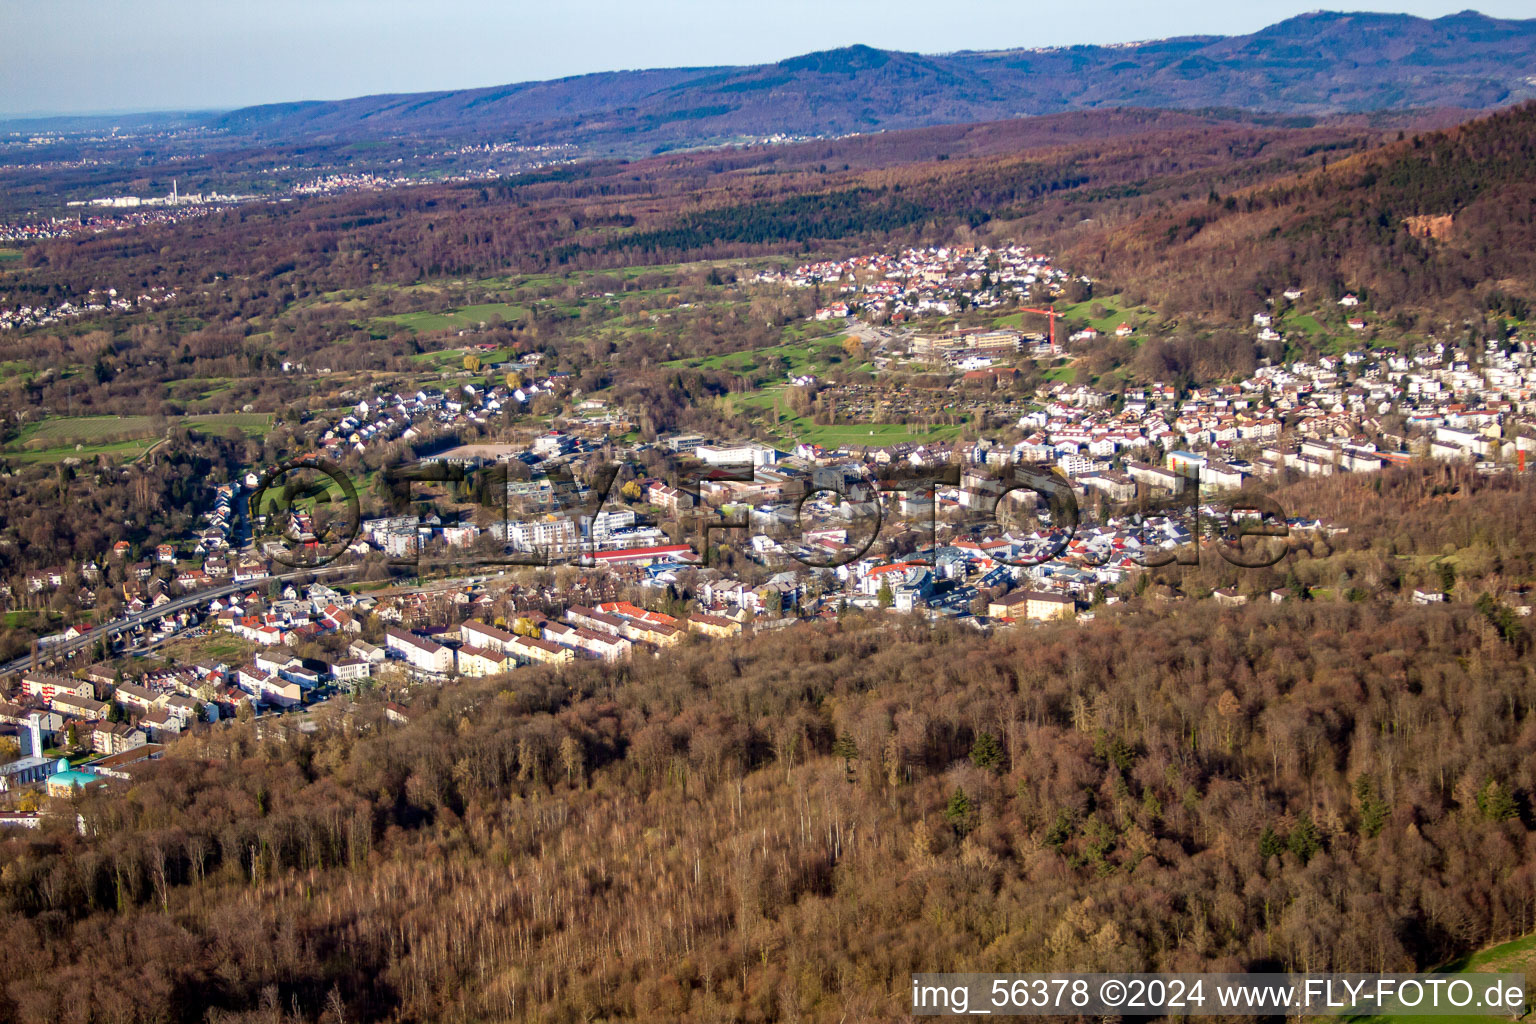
2;0;1532;116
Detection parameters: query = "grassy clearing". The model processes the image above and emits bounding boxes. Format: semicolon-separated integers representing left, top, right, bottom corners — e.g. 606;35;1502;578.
663;331;852;378
408;349;467;368
1354;932;1534;1024
406;346;512;372
1281;310;1353;351
1278;303;1385;354
1288;313;1324;333
252;475;354;516
728;382;965;449
1444;931;1536;974
369;302;527;334
0;248;21;261
733;389;785;412
1054;295;1161;335
166;378;243;406
992;295;1159;337
163;631;255;664
5;413;273;462
6;438;156;464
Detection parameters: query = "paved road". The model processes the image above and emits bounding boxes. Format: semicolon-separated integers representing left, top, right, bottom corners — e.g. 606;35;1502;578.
0;563;357;678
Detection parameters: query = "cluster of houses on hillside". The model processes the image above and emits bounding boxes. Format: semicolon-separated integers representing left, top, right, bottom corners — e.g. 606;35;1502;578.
184;326;1536;643
457;331;1536;620
8;329;1536;815
12;325;1535;670
0;202;224;245
0;669;200;790
0;286;176;331
312;374;569;459
756;244;1077;323
9;265;1536;718
4;368;584;622
957;337;1536;487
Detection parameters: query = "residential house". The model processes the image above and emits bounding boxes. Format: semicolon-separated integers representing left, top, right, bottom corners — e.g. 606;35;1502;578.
457;645;512;677
687;613;743;639
50;694;109;720
385;627;455;675
23;674;93;702
988;589;1076;621
460;619;516;653
90;722;147;756
510;635;575;667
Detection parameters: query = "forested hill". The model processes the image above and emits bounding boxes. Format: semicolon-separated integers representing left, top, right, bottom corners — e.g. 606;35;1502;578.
210;11;1536;155
1077;100;1536;321
0;467;1533;1022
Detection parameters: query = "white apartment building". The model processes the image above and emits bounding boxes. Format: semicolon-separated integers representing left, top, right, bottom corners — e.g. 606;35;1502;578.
385;628;455;674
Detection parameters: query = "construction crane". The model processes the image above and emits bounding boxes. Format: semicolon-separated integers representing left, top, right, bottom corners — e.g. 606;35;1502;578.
1017;306;1060;353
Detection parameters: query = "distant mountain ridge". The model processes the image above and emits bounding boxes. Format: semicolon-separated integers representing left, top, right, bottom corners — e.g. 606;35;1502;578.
211;10;1536;154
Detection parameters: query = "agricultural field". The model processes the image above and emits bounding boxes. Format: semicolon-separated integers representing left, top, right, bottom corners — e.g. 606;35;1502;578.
466;258;757;292
0;248;21;262
5;438;157;464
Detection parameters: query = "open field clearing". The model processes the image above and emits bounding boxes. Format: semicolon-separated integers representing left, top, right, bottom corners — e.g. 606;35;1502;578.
1363;932;1536;1024
5;412;273;461
367;301;527;333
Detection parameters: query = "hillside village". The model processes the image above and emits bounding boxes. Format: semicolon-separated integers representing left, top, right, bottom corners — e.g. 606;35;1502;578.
757;244;1077;322
3;241;1536;820
0;286;177;332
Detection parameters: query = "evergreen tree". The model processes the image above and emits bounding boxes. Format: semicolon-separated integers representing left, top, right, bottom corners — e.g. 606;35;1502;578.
1258;825;1287;860
1475;779;1518;822
832;734;859;781
945;788;976;837
1354;775;1390;838
970;732;1004;773
1043;809;1074;850
1287;813;1321;863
